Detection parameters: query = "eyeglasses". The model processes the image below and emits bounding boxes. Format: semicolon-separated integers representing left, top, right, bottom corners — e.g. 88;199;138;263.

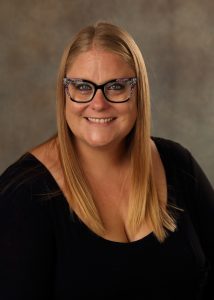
63;77;137;103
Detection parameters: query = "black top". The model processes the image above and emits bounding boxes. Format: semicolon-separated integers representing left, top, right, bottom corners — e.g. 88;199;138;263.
0;137;213;300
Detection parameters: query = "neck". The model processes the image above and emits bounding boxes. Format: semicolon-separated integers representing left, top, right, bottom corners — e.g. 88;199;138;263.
74;140;130;175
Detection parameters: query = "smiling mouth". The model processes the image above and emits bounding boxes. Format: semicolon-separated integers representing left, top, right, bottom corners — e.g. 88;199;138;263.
85;117;116;124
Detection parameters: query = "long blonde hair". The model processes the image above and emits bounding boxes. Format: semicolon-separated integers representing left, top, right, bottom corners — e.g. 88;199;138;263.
56;21;176;242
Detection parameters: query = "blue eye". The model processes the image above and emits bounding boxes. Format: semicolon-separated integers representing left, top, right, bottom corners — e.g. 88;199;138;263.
76;83;92;91
107;83;125;90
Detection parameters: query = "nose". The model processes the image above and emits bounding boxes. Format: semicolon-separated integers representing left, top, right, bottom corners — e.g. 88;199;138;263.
90;89;110;111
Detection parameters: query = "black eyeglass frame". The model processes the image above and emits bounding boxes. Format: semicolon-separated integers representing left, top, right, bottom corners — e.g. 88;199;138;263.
63;77;137;103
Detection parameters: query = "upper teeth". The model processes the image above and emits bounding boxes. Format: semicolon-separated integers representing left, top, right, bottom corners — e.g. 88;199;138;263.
87;117;114;123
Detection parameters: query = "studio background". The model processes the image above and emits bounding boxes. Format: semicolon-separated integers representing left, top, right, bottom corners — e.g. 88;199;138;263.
0;0;213;184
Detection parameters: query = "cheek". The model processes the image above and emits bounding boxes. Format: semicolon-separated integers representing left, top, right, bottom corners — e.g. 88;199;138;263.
119;104;137;137
65;101;81;133
65;100;84;122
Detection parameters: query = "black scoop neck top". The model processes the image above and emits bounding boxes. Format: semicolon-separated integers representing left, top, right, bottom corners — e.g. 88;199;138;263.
0;137;214;299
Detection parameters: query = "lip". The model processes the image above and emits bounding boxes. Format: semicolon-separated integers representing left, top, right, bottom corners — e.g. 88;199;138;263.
84;117;116;124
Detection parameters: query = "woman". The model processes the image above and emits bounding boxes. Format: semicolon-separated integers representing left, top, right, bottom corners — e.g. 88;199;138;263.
0;22;213;299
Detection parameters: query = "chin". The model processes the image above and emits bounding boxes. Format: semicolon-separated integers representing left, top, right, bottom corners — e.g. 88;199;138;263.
83;133;115;148
86;140;113;148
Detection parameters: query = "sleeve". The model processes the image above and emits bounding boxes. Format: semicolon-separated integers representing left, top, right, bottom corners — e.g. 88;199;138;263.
0;182;55;300
165;137;214;299
186;151;214;299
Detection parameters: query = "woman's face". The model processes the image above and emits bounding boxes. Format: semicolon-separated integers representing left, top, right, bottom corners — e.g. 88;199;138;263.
65;49;137;151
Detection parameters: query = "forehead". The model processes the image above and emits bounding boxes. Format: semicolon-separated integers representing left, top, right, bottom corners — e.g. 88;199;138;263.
66;50;135;82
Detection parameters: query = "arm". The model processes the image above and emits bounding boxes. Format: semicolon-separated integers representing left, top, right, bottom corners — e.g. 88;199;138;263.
0;183;54;300
186;152;214;299
154;137;214;298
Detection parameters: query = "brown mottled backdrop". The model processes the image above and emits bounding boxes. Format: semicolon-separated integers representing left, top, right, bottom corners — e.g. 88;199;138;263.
0;0;213;183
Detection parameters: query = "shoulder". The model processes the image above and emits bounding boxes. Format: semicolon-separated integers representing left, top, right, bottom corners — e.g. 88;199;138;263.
0;152;60;223
152;136;190;157
0;153;48;199
151;136;212;186
1;137;59;199
152;136;213;192
152;136;193;171
0;153;56;240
